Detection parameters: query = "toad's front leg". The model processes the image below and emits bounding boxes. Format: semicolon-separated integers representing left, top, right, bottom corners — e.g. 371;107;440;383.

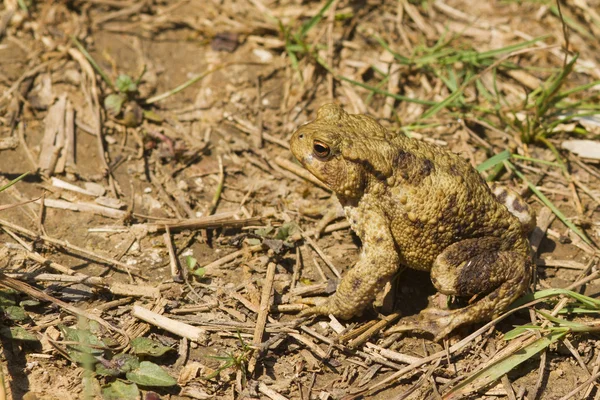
299;208;400;320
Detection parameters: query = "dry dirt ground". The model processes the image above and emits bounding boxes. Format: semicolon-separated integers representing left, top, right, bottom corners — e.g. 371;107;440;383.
0;0;600;399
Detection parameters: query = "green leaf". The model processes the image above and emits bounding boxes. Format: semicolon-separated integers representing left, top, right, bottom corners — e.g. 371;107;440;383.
104;93;127;116
0;291;16;306
130;337;173;357
101;380;140;400
255;226;274;237
60;326;106;364
275;222;297;240
0;326;38;341
2;306;29;321
142;110;163;123
185;256;197;270
126;361;177;387
20;299;40;307
185;256;206;278
115;74;137;93
96;353;140;376
191;267;206;278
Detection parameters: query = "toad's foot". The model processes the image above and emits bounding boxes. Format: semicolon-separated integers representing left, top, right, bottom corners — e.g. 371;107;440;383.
387;308;460;341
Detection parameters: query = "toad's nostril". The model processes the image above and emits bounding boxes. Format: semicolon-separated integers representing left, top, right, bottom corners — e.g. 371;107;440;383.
298;133;304;139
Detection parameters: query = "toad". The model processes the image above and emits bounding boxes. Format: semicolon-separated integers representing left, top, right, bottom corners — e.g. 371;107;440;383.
290;104;535;340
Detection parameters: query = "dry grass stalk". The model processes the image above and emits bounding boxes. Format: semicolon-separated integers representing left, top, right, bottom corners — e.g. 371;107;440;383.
163;226;182;282
132;304;207;343
143;215;263;233
36;93;68;175
38;198;127;219
347;312;401;348
258;382;289;400
302;234;341;278
0;218;139;273
288;332;328;359
0;272;129;347
248;261;277;374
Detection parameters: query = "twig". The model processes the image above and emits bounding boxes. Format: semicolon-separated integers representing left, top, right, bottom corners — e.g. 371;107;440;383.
164;226;182;282
584;350;600;398
0;272;129;348
68;47;115;194
562;338;591;376
557;371;600;400
207;155;224;215
93;0;148;26
17;122;38;170
501;375;517;400
347;313;401;348
150;170;184;219
254;76;264;148
258;382;289;400
288;332;328;359
37;198;127;219
142;215;263;233
249;261;277;374
0;218;139;273
132;305;207;343
303;234;341;278
199;244;263;273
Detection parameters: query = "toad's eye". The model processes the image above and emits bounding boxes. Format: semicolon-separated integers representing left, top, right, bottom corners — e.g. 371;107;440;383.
312;140;330;159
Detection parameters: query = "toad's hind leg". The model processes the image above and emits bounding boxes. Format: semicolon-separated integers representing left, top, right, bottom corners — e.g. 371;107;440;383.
395;237;531;340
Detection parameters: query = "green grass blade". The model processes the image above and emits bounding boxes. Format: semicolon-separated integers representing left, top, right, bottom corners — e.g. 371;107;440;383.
443;329;567;400
507;161;592;245
70;36;114;90
476;150;511;172
315;57;437;106
373;35;410;64
146;65;226;104
537;310;600;332
556;79;600;100
511;288;600;309
535;54;578;118
300;0;335;38
17;0;28;12
511;154;561;168
286;46;301;76
418;87;464;121
0;171;30;192
475;36;549;60
559;308;600;315
549;5;594;39
503;325;543;341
